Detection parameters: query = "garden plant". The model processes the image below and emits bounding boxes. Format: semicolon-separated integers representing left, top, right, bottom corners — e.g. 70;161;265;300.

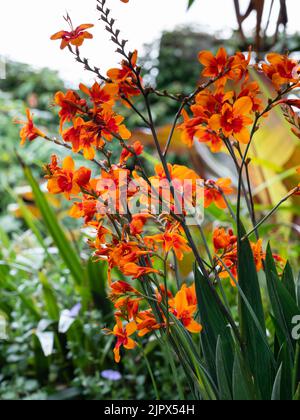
14;0;300;401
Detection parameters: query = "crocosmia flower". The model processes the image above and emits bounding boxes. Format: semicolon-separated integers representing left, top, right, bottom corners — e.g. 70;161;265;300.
16;109;45;145
51;23;94;49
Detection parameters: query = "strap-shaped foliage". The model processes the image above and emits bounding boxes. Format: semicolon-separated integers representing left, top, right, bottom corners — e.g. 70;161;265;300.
238;224;274;399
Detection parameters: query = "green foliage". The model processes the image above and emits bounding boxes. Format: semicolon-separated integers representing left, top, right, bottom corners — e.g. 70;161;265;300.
193;243;300;400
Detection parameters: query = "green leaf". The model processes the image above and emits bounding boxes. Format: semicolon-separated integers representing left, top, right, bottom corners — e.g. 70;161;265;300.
0;265;40;320
282;262;296;303
216;336;233;400
271;365;282;400
293;384;300;401
265;244;300;355
277;343;293;400
23;164;84;286
237;224;274;399
187;0;196;9
38;272;60;321
195;266;234;385
297;272;300;308
168;312;217;400
232;347;256;400
85;258;111;315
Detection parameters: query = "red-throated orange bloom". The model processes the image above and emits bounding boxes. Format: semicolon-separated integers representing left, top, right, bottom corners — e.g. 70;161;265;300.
109;281;140;302
51;23;94;49
114;296;141;321
196;126;223;153
151;163;200;197
92;108;132;142
213;227;236;252
213;227;265;284
129;213;151;236
79;82;118;108
136;310;162;337
62;117;97;160
260;53;300;91
69;196;98;223
121;263;159;279
177;109;204;147
238;82;263;113
63;110;131;160
109;281;142;321
108;50;138;83
95;239;154;283
54;90;87;132
147;163;201;214
120;141;144;164
192;89;234;120
204;178;233;209
198;48;250;86
209;97;253;144
169;284;202;334
107;51;141;100
45;156;91;200
16;109;45;145
177;89;233;150
147;231;192;261
104;319;137;363
199;48;229;80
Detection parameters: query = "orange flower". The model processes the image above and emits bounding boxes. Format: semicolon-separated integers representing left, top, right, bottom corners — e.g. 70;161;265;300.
79;82;118;108
110;281;141;321
213;227;236;252
238;82;263;113
198;48;228;80
136;310;162;337
198;48;250;86
260;53;300;91
108;50;138;83
169;284;202;334
114;297;140;321
204;178;233;209
54;90;87;132
69;196;98;223
107;51;141;100
16;109;45;145
196;126;223;153
129;213;151;236
120;141;144;164
46;156;91;199
213;227;265;285
177;109;204;147
177;89;233;151
92;109;132;141
121;263;159;279
252;239;264;273
109;281;140;302
51;23;94;49
62;117;99;160
209;97;253;144
104;319;137;363
95;239;154;283
147;232;191;261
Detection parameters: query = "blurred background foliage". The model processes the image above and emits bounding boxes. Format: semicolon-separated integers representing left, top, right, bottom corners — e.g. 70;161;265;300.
0;0;300;399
